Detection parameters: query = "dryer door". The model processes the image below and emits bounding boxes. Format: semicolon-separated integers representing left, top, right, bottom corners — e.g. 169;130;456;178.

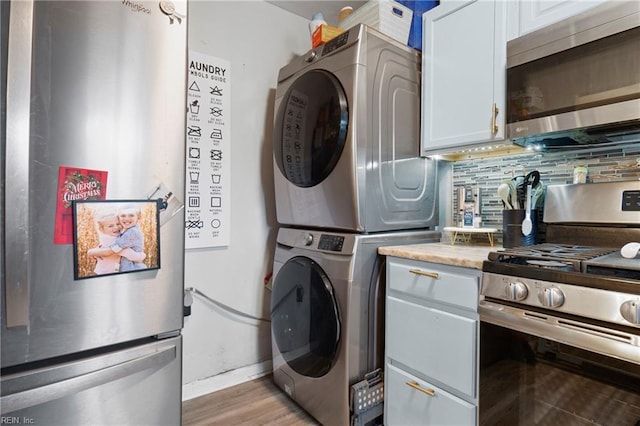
271;256;341;378
273;70;348;188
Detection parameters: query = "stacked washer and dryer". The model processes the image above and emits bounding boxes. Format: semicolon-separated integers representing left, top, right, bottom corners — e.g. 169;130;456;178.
270;25;440;426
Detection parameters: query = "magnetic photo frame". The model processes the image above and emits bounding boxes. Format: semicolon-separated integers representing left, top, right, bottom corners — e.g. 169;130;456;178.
73;199;161;280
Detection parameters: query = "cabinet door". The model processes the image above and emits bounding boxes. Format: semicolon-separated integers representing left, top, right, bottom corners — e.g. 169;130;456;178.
385;364;476;426
514;0;607;38
386;296;478;398
387;258;479;311
421;0;506;153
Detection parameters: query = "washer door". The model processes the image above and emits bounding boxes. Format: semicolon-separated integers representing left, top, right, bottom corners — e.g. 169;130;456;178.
271;256;341;378
273;70;348;188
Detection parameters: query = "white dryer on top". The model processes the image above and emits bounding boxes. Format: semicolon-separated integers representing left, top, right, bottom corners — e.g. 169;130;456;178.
272;25;438;233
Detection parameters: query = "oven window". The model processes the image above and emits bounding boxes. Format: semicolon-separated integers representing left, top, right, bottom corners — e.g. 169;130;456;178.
480;322;640;425
273;70;349;188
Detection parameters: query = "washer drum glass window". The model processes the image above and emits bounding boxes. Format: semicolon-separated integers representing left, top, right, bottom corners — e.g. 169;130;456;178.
271;256;341;378
273;70;349;188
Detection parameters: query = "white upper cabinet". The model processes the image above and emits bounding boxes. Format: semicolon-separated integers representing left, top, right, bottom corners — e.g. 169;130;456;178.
508;0;608;40
421;0;507;155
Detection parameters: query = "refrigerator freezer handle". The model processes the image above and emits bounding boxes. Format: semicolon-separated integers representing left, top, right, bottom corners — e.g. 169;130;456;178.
0;343;177;414
5;0;34;328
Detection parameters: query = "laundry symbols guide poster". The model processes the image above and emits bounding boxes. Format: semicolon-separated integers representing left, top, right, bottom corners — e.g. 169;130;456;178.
185;51;230;249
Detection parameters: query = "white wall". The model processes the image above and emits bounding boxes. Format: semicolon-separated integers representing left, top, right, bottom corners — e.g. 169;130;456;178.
183;1;309;399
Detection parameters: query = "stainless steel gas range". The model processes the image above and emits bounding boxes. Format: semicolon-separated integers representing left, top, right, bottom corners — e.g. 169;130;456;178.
478;181;640;425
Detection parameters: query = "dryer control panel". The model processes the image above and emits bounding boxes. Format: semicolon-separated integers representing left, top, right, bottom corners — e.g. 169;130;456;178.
322;31;350;56
318;234;345;252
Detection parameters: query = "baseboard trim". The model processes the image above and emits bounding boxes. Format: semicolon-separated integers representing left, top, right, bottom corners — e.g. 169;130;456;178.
182;360;273;401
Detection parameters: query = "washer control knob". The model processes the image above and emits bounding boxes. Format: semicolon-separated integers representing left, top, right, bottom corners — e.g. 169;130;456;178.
620;300;640;325
538;287;565;308
505;282;528;301
303;233;314;246
305;51;317;63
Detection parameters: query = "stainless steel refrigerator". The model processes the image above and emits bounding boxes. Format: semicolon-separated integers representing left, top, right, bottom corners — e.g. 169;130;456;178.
1;1;186;424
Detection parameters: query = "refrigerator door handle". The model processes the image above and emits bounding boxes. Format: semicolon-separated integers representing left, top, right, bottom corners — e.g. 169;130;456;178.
5;0;34;328
0;344;177;413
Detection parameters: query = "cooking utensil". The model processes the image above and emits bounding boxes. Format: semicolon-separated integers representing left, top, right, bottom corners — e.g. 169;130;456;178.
505;179;518;209
513;175;524;208
521;184;533;236
498;183;513;209
516;179;526;208
515;171;541;210
525;171;540;188
531;184;544;209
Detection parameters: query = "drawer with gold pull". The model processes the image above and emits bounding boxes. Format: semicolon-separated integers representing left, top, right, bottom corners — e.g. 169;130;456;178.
385;364;476;425
387;257;480;311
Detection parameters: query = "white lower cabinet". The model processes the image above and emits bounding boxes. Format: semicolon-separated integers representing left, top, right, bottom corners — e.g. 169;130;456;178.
386;364;476;426
386;297;477;398
384;257;480;425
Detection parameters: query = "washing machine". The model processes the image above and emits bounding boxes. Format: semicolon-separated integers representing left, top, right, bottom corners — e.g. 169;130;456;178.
272;24;438;233
270;227;440;425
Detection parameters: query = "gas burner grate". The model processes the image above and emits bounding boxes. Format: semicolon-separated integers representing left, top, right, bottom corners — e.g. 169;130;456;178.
487;244;618;272
491;244;617;260
500;244;616;260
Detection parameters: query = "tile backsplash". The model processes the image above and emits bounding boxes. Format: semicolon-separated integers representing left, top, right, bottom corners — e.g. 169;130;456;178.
450;144;640;245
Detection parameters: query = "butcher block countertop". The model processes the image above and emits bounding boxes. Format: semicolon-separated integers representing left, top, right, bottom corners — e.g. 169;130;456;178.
379;242;499;270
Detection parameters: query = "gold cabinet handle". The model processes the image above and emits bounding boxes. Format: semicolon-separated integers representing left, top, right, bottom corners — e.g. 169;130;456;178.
492;103;499;134
406;381;436;397
409;269;439;279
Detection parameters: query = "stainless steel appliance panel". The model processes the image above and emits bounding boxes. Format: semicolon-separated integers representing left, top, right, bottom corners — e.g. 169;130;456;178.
480;181;640;424
1;336;182;425
506;1;640;149
544;181;640;224
272;25;438;233
2;1;186;367
479;321;640;425
271;227;440;425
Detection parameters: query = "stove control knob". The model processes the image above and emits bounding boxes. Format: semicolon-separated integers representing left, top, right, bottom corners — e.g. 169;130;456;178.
505;282;528;301
620;300;640;325
538;287;565;308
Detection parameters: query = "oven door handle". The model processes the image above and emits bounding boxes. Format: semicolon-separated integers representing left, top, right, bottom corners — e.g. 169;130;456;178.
479;300;640;365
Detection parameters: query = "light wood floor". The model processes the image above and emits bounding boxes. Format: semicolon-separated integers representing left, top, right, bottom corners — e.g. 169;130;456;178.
182;375;321;425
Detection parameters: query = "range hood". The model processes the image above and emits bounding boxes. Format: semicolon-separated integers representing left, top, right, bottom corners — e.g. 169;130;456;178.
506;2;640;150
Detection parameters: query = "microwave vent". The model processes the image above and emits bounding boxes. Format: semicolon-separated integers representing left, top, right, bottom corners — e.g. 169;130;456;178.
512;122;640;150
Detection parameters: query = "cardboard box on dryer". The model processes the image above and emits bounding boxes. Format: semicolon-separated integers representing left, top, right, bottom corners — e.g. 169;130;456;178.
312;24;344;48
